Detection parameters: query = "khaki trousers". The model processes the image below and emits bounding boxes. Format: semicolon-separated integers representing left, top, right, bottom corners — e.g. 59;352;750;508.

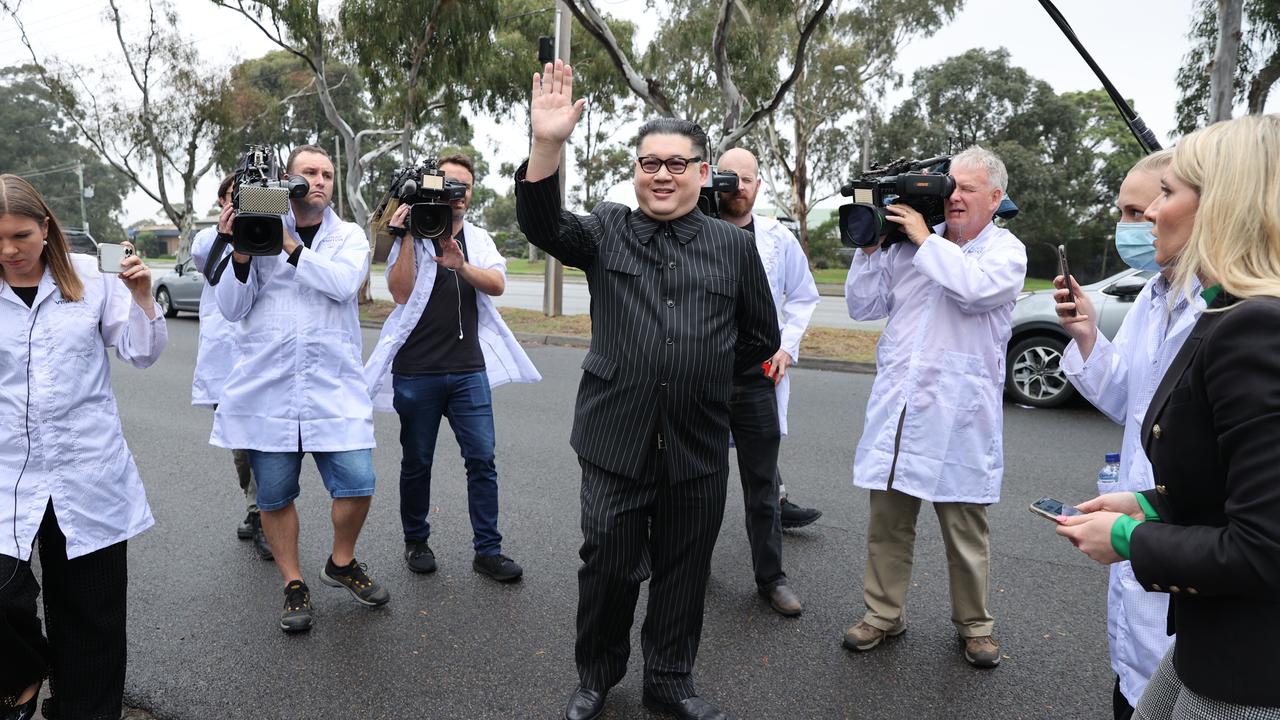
862;487;995;637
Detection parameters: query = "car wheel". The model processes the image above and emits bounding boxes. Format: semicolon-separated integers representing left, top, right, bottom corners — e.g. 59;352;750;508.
156;287;177;318
1005;335;1076;408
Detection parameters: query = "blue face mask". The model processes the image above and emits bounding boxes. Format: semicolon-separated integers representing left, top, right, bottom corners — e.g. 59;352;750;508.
1115;222;1160;271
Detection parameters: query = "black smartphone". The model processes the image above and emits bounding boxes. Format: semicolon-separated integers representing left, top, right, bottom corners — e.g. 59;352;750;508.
1058;244;1076;316
1029;497;1085;521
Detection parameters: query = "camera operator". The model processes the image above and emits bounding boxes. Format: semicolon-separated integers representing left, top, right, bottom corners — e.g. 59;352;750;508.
842;146;1027;668
191;175;271;561
516;61;778;720
714;147;820;618
214;144;388;634
1055;150;1190;719
364;153;540;582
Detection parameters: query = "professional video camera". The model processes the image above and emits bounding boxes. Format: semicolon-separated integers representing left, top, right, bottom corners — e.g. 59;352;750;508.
838;156;954;250
386;160;468;240
231;145;310;256
696;167;739;219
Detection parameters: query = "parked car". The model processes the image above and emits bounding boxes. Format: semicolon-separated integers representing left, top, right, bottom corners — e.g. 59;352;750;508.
152;257;205;318
1004;268;1154;408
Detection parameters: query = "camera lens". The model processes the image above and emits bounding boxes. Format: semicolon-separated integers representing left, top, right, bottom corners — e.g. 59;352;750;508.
411;203;451;239
840;203;885;248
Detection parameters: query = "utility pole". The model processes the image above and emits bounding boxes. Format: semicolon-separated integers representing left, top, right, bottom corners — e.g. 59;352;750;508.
334;136;345;219
75;159;89;233
543;0;570;317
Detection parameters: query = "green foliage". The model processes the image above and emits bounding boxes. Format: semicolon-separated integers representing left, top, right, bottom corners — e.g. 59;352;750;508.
1175;0;1280;133
213;50;372;175
873;49;1144;281
0;65;131;243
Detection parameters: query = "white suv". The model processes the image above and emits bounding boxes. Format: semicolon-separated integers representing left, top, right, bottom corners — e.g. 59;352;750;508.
1004;269;1153;408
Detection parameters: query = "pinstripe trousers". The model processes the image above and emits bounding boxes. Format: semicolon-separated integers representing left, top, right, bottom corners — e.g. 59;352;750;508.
575;455;729;702
0;502;127;720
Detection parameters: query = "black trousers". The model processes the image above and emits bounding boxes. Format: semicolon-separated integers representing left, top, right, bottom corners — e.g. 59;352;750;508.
575;455;728;702
1114;675;1135;720
728;371;785;590
0;503;128;720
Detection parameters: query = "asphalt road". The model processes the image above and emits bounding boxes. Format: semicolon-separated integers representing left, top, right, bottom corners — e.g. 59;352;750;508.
105;319;1121;719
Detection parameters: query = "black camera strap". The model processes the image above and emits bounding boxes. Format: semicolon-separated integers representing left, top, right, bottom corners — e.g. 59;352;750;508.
203;233;234;286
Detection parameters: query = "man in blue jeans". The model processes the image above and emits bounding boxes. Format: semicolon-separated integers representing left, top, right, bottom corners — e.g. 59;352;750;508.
364;153;541;582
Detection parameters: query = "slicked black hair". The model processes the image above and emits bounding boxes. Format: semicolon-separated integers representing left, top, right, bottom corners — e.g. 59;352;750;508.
636;118;709;159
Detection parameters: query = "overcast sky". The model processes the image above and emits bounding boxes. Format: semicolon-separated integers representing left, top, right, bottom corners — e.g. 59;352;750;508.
3;0;1276;224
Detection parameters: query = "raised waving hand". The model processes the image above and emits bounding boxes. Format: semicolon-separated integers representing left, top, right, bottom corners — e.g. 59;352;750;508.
528;59;586;182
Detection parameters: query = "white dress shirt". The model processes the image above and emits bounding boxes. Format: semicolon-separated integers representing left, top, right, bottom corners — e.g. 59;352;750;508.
1061;272;1201;705
211;207;375;452
845;222;1026;503
0;255;167;560
751;215;819;436
364;221;541;411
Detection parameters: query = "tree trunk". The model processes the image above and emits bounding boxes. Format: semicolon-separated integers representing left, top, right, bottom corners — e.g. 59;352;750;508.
1209;0;1244;122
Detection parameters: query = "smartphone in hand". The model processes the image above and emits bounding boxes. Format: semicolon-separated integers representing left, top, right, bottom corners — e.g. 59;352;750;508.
1058;244;1076;317
1029;497;1085;521
97;243;134;274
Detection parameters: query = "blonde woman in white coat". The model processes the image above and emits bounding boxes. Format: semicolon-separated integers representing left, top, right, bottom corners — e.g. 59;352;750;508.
0;174;166;720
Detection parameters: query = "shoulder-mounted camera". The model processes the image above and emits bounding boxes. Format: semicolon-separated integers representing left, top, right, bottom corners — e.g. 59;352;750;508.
387;160;468;240
838;156;954;250
231;145;309;256
696;167;739;220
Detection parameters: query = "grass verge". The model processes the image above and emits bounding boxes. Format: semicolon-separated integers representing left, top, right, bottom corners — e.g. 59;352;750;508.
360;301;878;364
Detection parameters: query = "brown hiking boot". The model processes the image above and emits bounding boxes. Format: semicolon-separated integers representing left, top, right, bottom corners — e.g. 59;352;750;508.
842;620;906;651
963;635;1001;668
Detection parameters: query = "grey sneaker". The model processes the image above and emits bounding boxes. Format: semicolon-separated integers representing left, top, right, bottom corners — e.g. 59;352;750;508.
280;580;313;634
963;635;1001;668
842;620;906;651
321;557;390;607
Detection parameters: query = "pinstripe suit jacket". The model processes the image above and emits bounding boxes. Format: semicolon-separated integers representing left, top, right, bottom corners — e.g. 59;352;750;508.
516;165;780;481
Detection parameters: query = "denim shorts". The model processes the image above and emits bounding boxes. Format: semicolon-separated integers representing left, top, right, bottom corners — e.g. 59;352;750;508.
247;449;376;511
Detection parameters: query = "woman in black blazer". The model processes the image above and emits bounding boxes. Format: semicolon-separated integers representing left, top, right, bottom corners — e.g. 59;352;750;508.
1056;113;1280;718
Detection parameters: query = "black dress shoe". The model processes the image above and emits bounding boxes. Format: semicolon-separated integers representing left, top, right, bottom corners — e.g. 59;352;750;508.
563;686;607;720
642;693;728;720
2;681;41;720
760;583;803;617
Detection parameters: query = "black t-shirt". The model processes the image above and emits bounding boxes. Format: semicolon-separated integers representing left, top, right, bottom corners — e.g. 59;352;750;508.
391;228;485;376
744;217;756;236
12;285;38;307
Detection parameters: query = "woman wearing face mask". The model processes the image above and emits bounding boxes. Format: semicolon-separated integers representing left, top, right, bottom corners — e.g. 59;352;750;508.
1056;114;1280;718
0;174;166;720
1051;149;1198;719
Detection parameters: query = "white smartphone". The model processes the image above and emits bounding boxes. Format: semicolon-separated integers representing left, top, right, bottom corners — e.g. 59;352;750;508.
96;243;134;274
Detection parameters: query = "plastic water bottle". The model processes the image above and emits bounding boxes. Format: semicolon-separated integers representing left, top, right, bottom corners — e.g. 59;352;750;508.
1097;452;1121;495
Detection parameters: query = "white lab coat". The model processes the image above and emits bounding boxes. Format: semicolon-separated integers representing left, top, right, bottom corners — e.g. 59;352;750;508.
1061;273;1201;706
752;215;819;436
845;222;1026;503
190;226;240;407
211;207;375;452
365;221;540;411
0;255;166;560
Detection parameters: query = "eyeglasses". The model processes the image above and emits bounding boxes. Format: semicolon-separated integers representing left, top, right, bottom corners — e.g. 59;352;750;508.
636;155;702;175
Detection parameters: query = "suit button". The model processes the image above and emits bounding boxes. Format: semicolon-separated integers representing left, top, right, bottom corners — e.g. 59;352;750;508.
665;337;673;345
666;299;675;308
1187;587;1199;595
668;261;677;269
1152;424;1162;439
1156;485;1168;495
1169;585;1181;593
1150;584;1162;591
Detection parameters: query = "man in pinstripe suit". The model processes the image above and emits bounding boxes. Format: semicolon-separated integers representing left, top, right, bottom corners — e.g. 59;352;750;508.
515;60;779;720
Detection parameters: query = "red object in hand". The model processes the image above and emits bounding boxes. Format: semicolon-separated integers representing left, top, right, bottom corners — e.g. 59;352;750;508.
762;360;772;375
